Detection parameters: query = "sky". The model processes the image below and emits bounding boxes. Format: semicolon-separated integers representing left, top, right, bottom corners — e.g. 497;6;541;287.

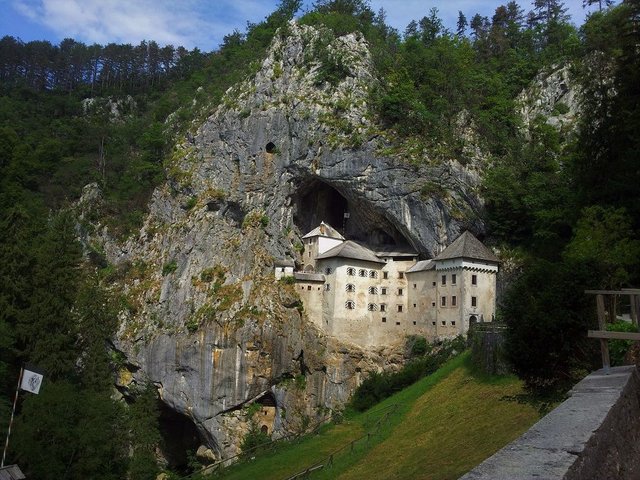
0;0;602;52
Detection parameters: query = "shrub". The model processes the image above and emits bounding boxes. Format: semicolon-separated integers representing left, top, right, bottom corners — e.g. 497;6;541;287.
349;336;465;411
607;320;637;366
162;260;178;276
240;423;271;454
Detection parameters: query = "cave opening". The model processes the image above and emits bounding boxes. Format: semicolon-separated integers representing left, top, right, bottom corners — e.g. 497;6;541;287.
158;403;203;473
293;179;413;249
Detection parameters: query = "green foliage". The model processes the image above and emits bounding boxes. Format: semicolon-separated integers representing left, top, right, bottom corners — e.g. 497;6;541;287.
128;385;162;480
503;259;599;394
240;423;271;453
349;336;465;411
13;381;128;480
563;206;640;288
162;260;178;276
185;196;198;210
407;335;428;357
607;320;637;367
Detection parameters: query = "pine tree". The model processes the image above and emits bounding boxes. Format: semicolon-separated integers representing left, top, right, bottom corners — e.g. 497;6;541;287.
457;11;468;37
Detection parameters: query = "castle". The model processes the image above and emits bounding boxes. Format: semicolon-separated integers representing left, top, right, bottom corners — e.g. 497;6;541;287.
276;222;499;348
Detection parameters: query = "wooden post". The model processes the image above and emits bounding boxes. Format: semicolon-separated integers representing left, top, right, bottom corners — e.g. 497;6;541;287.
631;294;639;327
596;294;611;373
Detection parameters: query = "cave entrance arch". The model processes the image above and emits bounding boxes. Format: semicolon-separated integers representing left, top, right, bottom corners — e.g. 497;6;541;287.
293;179;412;249
158;403;203;473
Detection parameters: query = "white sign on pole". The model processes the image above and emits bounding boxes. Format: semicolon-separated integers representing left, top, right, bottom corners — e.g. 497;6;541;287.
20;368;44;395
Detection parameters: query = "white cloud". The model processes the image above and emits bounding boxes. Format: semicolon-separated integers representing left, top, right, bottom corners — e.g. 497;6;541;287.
10;0;274;49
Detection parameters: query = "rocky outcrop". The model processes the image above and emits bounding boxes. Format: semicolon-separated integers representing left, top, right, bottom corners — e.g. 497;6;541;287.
517;64;582;136
99;22;488;459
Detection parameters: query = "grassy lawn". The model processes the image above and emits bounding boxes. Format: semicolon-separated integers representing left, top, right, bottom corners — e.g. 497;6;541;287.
336;355;540;480
210;353;540;480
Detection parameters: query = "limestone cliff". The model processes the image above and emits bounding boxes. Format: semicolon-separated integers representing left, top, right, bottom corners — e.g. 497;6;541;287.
99;23;488;460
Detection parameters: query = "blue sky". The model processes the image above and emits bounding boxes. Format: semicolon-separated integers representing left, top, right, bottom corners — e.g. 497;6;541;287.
0;0;603;51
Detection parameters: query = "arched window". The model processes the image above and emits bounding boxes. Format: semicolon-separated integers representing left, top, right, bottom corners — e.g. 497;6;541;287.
359;269;367;277
367;303;377;311
345;300;356;310
368;286;378;294
369;270;378;278
345;284;355;292
347;267;356;276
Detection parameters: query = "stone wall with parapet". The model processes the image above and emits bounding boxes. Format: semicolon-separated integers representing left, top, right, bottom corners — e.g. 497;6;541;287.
461;365;640;480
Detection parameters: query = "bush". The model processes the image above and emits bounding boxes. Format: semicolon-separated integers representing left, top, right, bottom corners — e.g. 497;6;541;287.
349;336;465;411
504;258;599;394
240;423;271;454
607;320;637;366
162;260;178;276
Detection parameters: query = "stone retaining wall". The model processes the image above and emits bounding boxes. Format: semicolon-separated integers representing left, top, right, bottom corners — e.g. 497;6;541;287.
461;365;640;480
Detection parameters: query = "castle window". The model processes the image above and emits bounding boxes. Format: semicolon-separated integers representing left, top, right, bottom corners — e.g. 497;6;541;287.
346;284;355;292
441;321;446;326
368;303;377;311
432;302;436;307
359;269;367;277
452;274;457;285
441;275;446;286
381;287;387;295
432;321;436;326
397;305;403;313
413;321;417;325
441;296;447;307
325;267;332;274
413;303;417;308
396;322;400;326
280;267;285;272
451;321;456;326
413;283;417;289
397;288;403;296
368;286;378;294
472;274;477;285
345;300;355;310
382;317;387;323
398;272;404;279
383;272;388;279
347;267;356;276
471;296;477;307
452;296;457;307
369;270;378;278
325;284;331;291
307;286;311;290
432;281;436;287
380;304;387;312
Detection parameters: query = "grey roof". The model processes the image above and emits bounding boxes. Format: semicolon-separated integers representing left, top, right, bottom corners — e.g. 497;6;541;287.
316;240;385;264
302;222;345;240
406;259;435;273
374;245;418;257
434;231;499;263
294;272;325;282
274;258;295;267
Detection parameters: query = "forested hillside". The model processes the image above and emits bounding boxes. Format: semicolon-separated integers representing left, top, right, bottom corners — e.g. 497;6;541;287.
1;0;639;478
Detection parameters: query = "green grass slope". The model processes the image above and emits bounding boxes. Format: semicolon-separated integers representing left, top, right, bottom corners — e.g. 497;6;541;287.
212;353;540;480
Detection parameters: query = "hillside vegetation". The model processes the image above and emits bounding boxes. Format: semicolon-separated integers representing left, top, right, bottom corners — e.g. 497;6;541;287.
207;353;539;480
0;0;638;478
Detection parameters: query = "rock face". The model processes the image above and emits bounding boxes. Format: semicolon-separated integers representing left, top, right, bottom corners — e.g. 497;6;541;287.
517;64;582;136
105;22;488;459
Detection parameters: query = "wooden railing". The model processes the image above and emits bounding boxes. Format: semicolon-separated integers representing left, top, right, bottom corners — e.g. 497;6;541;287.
586;289;640;372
